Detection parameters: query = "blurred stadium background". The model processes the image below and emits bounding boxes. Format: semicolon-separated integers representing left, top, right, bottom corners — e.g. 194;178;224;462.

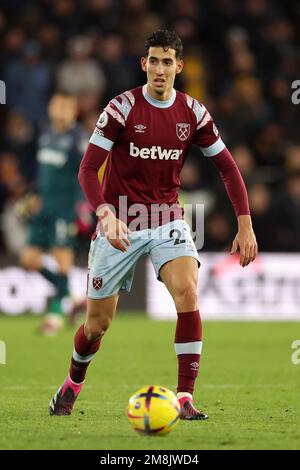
1;0;300;452
0;0;300;319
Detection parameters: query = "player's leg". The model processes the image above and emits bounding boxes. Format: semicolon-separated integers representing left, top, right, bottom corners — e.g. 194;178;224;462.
20;245;44;271
20;244;62;333
39;246;75;334
159;256;207;420
40;215;78;334
150;220;207;419
20;210;69;334
70;295;119;383
49;295;119;416
49;230;147;416
20;244;63;297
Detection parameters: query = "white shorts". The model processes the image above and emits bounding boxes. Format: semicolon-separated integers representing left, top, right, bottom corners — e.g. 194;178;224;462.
87;219;200;299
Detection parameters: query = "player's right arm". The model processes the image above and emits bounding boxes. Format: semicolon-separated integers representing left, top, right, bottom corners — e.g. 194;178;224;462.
78;143;130;252
78;98;133;252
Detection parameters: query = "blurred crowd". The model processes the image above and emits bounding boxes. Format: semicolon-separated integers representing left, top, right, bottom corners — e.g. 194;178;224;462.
0;0;300;257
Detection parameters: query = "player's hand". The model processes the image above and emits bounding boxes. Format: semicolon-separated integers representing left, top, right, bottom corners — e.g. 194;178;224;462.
230;215;258;267
98;206;131;252
14;193;42;220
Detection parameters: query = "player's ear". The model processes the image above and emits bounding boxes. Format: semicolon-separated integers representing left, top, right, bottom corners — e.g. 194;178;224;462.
176;59;184;74
141;57;147;72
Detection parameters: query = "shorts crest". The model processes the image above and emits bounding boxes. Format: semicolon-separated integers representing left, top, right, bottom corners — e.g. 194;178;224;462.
92;277;103;290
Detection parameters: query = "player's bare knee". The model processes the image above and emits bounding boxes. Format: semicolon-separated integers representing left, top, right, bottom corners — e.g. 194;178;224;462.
58;255;74;274
96;315;112;334
52;250;74;274
85;315;112;341
58;264;71;275
20;252;28;268
85;328;104;342
20;249;40;270
173;284;198;311
85;322;102;341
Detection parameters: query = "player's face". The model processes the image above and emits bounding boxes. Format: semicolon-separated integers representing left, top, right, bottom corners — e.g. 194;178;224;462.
141;47;183;100
48;95;78;130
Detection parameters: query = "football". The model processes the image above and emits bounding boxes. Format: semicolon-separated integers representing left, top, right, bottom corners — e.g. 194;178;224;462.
127;385;181;436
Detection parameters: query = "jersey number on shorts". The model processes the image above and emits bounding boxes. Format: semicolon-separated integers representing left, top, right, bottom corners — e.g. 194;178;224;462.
169;229;186;245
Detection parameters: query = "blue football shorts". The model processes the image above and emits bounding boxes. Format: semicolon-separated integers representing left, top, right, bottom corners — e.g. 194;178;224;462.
87;219;200;299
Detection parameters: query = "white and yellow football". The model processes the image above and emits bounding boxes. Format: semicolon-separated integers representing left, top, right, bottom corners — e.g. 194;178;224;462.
127;385;181;436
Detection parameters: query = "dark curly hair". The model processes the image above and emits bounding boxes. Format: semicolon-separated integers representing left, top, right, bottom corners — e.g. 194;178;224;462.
144;30;183;59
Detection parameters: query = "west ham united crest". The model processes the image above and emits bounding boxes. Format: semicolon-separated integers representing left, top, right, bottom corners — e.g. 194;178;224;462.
93;277;103;290
176;123;190;141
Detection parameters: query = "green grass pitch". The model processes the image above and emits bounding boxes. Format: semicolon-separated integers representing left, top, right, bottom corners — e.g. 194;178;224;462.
0;314;299;450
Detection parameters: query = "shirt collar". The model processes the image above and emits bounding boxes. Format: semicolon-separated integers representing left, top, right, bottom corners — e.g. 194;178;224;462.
142;84;176;108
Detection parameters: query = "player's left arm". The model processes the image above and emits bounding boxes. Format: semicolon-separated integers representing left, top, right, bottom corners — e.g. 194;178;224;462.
193;107;258;267
211;148;258;267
